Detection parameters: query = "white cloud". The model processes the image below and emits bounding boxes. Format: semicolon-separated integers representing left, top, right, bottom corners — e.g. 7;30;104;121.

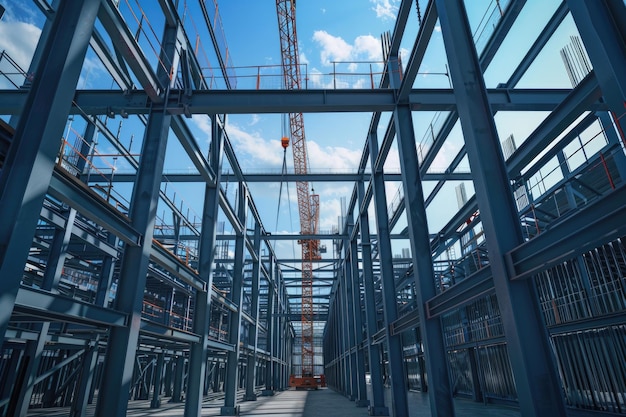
78;56;108;89
312;30;353;66
306;140;361;171
383;147;401;171
354;35;382;61
191;115;213;145
321;8;326;14
319;197;342;230
225;122;284;167
430;140;458;172
0;20;41;88
370;0;399;20
311;32;382;73
250;114;260;126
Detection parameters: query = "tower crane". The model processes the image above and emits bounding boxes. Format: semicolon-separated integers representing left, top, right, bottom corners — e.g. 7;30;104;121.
276;0;322;389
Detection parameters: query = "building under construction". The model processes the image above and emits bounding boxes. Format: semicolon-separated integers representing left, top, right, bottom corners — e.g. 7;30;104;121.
0;0;625;416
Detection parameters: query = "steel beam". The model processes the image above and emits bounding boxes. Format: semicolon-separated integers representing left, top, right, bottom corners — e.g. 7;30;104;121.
508;184;626;281
49;168;142;246
237;172;462;182
97;0;161;100
14;287;127;327
0;88;580;116
507;72;603;179
426;266;494;318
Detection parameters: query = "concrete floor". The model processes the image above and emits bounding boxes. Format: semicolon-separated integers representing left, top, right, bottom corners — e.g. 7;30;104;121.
27;387;521;417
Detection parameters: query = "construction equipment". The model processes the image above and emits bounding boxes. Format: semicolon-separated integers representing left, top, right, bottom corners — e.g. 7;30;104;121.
276;0;322;389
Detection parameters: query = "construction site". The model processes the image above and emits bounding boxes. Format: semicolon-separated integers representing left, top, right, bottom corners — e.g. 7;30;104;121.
0;0;625;416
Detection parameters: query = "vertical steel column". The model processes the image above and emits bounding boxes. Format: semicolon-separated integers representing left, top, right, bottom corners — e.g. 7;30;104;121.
0;0;99;342
338;278;347;395
262;276;275;396
150;353;164;409
244;223;262;401
388;52;455;415
273;275;282;390
42;209;77;290
567;1;626;116
343;238;359;401
185;114;225;417
69;340;99;417
597;112;626;179
171;355;185;403
338;270;350;397
435;0;567;415
349;225;369;407
357;179;389;416
0;350;20;415
273;272;281;391
367;131;409;416
95;21;178;417
95;234;118;307
279;288;287;390
221;183;248;416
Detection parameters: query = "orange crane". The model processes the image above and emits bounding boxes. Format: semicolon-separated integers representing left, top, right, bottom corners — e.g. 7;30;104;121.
276;0;322;389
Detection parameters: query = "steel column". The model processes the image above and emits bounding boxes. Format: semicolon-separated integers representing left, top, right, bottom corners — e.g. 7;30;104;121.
343;232;359;401
150;353;164;409
41;208;76;291
95;21;178;417
390;54;455;413
597;112;626;179
69;340;99;417
171;355;185;403
221;183;248;415
94;234;118;308
367;130;409;417
262;275;275;396
349;225;369;407
0;0;99;342
244;223;262;401
358;177;389;416
185;114;225;417
435;0;567;415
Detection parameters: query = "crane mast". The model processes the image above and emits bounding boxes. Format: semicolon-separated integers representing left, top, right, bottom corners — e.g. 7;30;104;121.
276;0;321;384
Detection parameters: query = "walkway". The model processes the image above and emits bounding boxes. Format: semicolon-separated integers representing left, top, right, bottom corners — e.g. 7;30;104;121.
27;388;520;417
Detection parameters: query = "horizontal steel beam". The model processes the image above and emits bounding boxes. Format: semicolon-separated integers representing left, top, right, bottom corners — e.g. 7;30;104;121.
150;241;205;291
104;171;471;183
0;88;583;115
139;319;200;344
14;287;127;327
426;266;494;318
48;168;142;246
507;184;626;280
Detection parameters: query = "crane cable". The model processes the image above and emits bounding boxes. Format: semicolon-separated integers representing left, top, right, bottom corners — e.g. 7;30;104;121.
275;117;297;260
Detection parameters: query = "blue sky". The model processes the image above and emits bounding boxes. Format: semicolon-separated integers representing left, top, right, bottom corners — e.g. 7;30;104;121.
0;0;590;262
